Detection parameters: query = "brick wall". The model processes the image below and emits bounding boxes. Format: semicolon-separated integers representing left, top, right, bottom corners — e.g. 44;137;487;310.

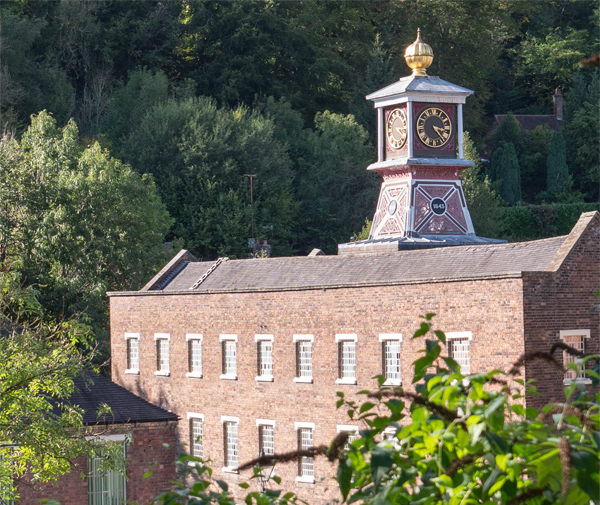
523;214;600;407
18;422;177;505
110;277;527;503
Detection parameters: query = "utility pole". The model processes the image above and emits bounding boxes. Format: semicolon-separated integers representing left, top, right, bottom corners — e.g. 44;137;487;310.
244;174;257;242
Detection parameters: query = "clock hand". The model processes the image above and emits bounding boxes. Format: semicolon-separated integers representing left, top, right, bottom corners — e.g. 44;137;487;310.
395;127;404;135
432;125;445;138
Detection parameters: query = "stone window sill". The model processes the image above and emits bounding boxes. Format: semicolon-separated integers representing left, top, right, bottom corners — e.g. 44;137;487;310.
383;379;402;386
255;375;274;382
563;378;592;385
295;476;315;484
222;466;239;474
125;369;139;375
186;372;203;379
220;373;238;380
336;378;357;385
154;370;170;377
293;377;313;384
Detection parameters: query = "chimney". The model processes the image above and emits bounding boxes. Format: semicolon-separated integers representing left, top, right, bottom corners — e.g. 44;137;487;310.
553;88;563;120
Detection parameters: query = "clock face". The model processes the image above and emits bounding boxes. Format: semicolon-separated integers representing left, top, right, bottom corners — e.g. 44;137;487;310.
386;108;408;150
416;107;452;148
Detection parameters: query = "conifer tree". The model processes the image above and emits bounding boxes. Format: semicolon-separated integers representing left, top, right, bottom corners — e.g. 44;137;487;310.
489;145;503;182
546;131;569;198
498;142;522;205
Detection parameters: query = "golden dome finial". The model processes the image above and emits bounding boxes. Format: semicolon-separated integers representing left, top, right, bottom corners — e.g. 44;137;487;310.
404;28;433;76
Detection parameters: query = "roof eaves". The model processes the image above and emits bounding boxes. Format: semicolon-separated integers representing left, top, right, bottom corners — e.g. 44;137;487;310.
107;271;526;297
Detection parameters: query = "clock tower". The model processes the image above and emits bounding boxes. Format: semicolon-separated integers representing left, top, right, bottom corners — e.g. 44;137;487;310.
339;30;505;254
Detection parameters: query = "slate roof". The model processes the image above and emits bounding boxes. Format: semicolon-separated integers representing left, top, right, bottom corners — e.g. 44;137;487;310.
366;75;473;101
58;372;178;425
485;114;562;138
157;235;567;293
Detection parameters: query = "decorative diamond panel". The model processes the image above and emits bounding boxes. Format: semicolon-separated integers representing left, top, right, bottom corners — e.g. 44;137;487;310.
444;190;468;230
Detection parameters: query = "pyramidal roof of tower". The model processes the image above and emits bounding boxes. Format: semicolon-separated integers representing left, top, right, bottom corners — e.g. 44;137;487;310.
366;75;473;101
106;212;599;297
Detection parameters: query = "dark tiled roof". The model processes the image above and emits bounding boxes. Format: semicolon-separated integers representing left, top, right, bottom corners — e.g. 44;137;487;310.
59;372;178;425
159;235;568;293
486;115;562;138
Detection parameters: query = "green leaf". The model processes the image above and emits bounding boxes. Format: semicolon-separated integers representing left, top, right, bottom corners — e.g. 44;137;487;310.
370;445;394;489
468;422;485;444
238;482;249;489
484;396;506;418
413;322;431;339
216;480;228;491
482;468;502;496
360;402;375;414
441;357;461;374
272;476;281;484
337;458;353;501
434;330;446;344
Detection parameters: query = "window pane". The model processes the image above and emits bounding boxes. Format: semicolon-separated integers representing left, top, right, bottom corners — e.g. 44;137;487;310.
189;340;202;374
563;335;585;379
191;419;203;458
449;338;470;375
157;339;169;372
298;428;314;477
259;425;274;456
297;341;312;377
384;340;401;380
224;341;236;375
127;339;139;370
88;444;126;505
225;422;238;468
340;341;356;379
258;340;273;377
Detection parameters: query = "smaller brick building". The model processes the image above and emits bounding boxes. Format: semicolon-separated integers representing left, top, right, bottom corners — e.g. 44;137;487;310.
18;373;178;505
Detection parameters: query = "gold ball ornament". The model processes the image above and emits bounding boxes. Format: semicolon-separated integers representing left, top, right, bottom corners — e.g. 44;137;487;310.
404;28;433;76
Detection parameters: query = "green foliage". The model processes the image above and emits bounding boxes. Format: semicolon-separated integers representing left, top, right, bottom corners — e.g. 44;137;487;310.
488;115;522;158
546;132;569;199
124;97;300;259
460;133;504;238
519;125;554;202
0;269;125;502
101;69;170;153
296;111;377;253
501;203;600;241
496;142;522;206
147;316;600;505
0;111;171;359
354;219;372;242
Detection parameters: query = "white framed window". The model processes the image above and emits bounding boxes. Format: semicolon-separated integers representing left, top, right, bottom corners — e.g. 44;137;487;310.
255;335;274;382
337;425;358;450
294;335;313;383
380;334;402;385
257;419;275;456
88;436;126;505
222;416;239;472
336;334;357;385
154;333;170;376
220;335;237;380
186;334;203;378
124;333;139;375
295;422;315;483
187;413;204;458
447;332;472;375
560;330;591;383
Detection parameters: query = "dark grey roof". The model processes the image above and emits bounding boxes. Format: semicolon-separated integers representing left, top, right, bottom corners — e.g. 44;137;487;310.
159;235;567;293
58;372;178;425
366;75;473;101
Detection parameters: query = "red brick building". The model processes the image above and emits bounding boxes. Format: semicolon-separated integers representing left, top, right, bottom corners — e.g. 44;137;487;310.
108;211;599;503
107;31;598;503
18;373;178;505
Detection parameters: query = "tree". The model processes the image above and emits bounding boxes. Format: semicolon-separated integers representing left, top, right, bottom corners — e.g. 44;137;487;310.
0;111;172;358
497;142;522;206
0;269;125;503
460;133;504;238
148;316;600;505
123;97;300;259
546;131;569;198
296;111;377;253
